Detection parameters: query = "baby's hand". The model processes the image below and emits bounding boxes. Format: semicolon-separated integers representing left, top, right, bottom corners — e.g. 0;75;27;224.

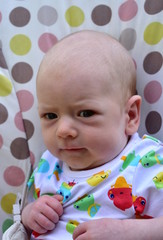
73;218;124;240
22;194;63;234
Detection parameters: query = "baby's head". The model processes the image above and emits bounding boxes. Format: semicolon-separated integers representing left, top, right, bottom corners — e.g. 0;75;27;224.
37;30;141;170
37;30;136;106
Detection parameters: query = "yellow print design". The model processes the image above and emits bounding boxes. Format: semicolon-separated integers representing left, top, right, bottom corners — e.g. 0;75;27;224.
87;170;111;186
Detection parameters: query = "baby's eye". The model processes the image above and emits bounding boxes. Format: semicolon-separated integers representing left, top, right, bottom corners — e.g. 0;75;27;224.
44;113;58;120
79;110;95;118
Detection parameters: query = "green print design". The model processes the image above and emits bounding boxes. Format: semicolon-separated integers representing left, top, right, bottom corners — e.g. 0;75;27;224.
153;172;163;189
120;151;140;171
140;150;163;168
74;194;101;217
142;135;160;143
66;220;79;235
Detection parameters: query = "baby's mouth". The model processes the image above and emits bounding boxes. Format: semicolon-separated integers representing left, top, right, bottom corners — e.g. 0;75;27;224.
59;146;86;154
62;147;84;152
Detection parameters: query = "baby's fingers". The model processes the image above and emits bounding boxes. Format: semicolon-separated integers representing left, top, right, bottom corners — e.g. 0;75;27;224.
34;212;56;232
52;194;63;202
40;203;61;224
47;195;64;217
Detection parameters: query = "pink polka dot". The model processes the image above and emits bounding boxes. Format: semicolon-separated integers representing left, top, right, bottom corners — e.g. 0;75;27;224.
119;0;138;21
144;80;162;104
38;33;58;53
16;90;34;112
14;111;25;131
4;166;25;186
0;134;3;149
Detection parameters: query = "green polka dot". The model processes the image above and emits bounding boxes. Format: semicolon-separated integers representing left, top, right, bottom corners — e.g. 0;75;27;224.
10;34;31;55
2;219;14;233
1;193;17;214
65;6;84;27
144;22;163;45
0;75;12;96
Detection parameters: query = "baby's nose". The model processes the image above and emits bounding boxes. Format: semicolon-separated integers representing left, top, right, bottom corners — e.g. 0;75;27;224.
56;118;77;139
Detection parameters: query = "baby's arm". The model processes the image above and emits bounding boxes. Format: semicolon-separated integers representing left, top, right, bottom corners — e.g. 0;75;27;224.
22;194;63;235
73;217;163;240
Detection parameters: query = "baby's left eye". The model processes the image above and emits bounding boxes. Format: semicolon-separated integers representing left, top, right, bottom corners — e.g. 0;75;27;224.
79;110;95;118
44;113;58;120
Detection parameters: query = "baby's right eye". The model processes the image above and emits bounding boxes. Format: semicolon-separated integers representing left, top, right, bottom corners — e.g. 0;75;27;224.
44;113;58;120
79;110;95;118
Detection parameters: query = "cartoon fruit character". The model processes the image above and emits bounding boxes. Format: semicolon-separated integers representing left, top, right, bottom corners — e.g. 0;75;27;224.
57;182;74;203
32;231;42;238
37;158;50;173
27;158;50;189
142;135;160;143
74;194;101;217
135;214;153;219
153;172;163;189
120;151;140;171
133;196;146;215
68;180;76;187
66;220;79;234
33;185;40;199
48;162;62;180
140;150;163;168
87;170;111;186
108;176;132;211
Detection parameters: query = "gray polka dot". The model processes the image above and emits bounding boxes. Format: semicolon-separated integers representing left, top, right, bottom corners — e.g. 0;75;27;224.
119;28;136;50
38;6;58;26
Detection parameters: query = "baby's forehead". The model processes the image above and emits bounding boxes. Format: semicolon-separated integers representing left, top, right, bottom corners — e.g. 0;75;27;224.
45;34;118;74
39;31;135;95
47;31;119;57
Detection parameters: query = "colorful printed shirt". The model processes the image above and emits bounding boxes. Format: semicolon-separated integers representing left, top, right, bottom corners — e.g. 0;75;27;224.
28;133;163;240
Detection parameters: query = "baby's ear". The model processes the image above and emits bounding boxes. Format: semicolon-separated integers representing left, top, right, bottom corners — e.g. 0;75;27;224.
125;95;142;136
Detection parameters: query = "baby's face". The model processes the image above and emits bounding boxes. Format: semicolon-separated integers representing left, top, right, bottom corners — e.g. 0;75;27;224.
37;61;129;170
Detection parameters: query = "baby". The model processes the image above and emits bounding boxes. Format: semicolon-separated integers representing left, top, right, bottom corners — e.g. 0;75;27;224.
22;30;163;240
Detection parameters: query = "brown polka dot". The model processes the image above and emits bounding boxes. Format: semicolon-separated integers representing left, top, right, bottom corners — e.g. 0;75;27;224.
23;119;34;140
91;5;112;26
145;111;162;134
143;52;163;74
30;151;35;166
10;137;30;159
12;62;33;83
144;0;163;15
0;104;8;124
0;45;8;69
4;166;25;186
9;7;30;27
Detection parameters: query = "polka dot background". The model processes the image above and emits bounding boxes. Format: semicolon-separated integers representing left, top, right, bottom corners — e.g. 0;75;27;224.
0;0;162;237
